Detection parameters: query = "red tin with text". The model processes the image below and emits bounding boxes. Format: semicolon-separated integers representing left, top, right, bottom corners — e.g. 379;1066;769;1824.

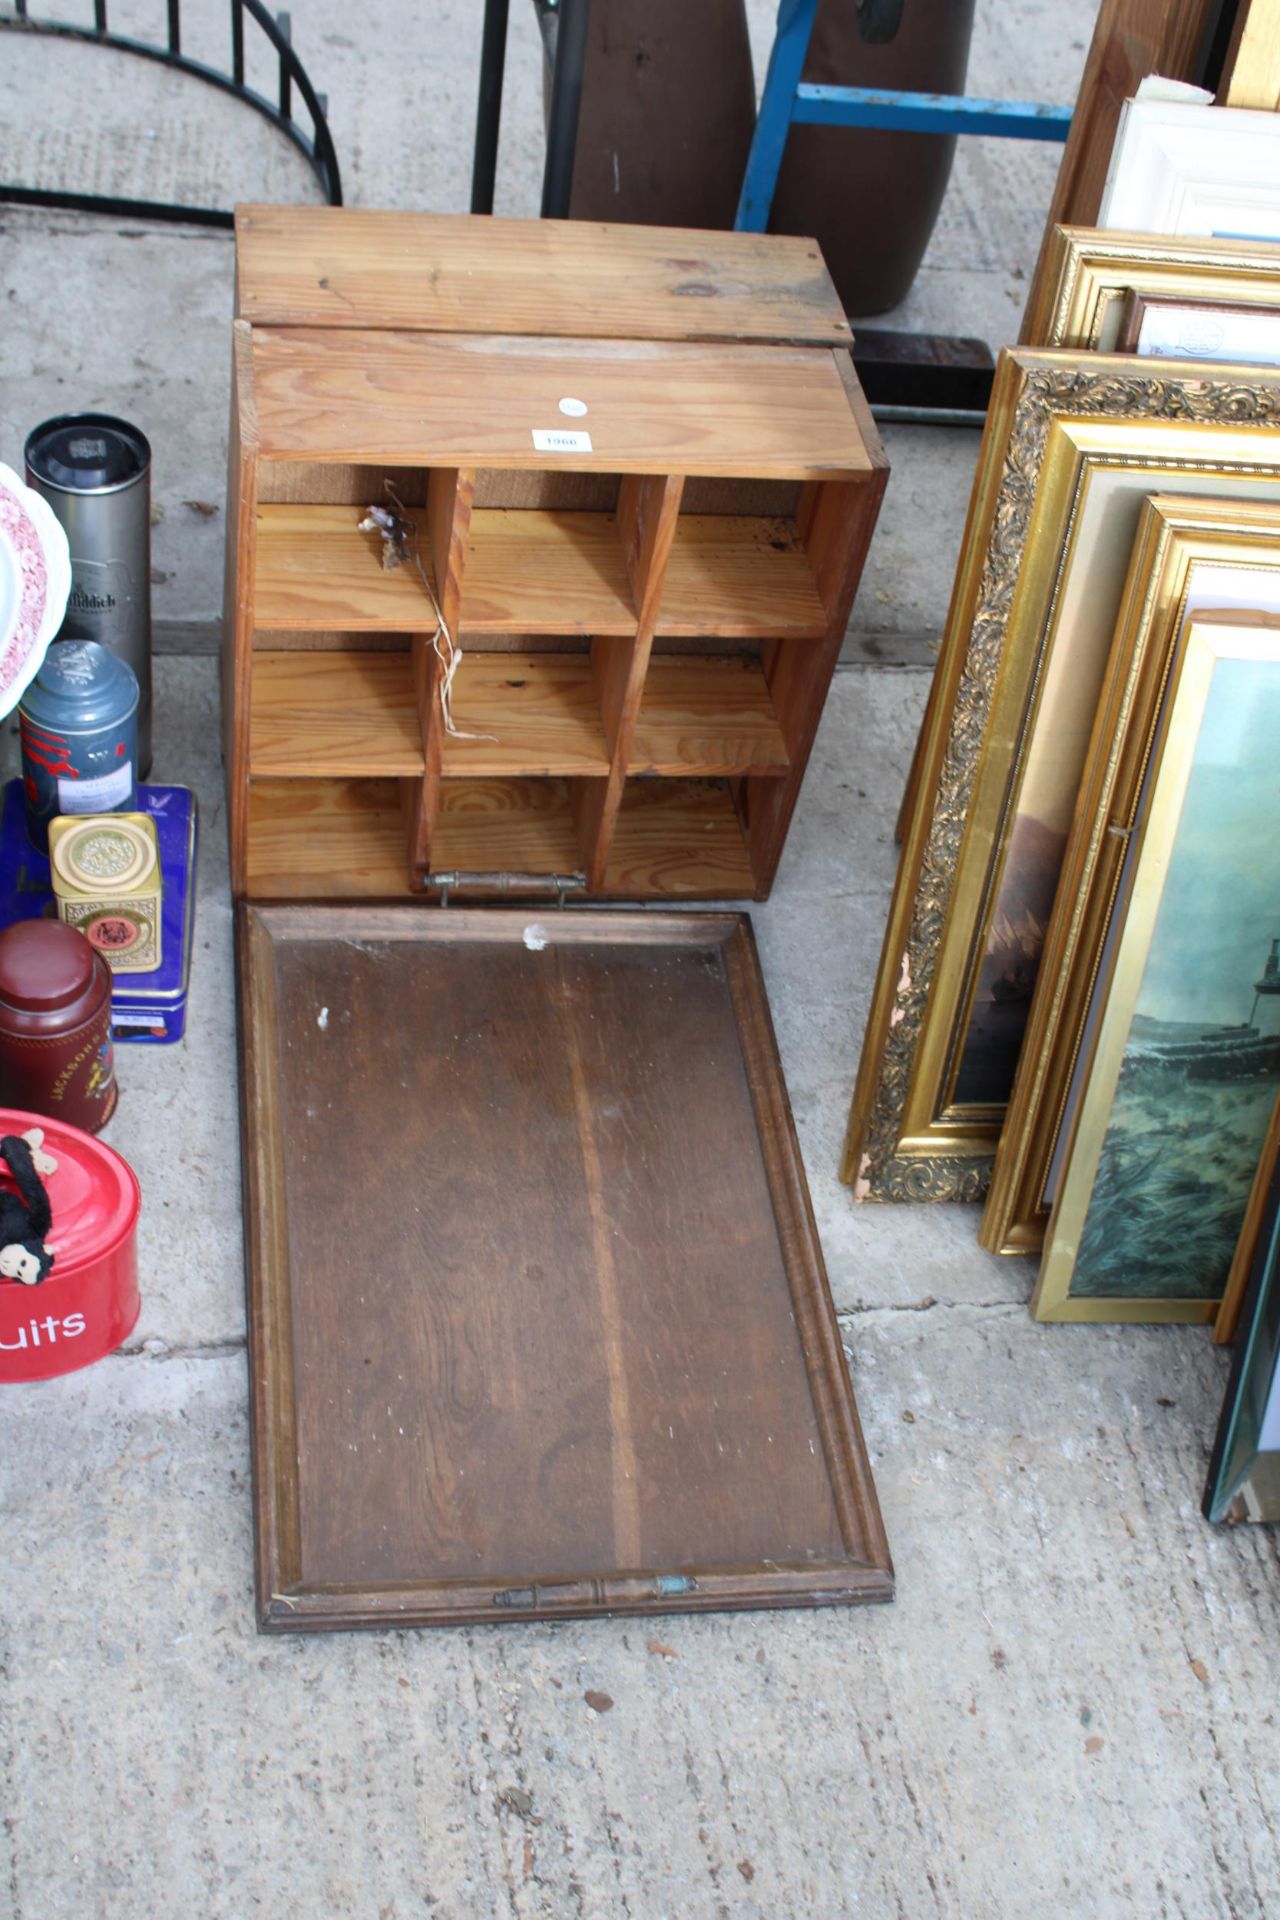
0;1107;140;1382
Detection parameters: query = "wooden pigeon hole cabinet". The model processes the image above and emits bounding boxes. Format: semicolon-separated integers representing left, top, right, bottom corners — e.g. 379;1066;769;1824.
224;210;894;1628
224;206;886;902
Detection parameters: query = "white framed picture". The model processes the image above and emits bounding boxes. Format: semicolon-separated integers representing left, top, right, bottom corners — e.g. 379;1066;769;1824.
1099;98;1280;244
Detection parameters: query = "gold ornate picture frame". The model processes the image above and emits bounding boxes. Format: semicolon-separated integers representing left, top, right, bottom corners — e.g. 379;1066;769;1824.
1034;614;1280;1323
983;494;1280;1256
840;350;1280;1206
1024;225;1280;351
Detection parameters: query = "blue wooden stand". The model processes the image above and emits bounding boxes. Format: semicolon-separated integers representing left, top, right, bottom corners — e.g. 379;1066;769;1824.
735;0;1072;233
735;0;1072;418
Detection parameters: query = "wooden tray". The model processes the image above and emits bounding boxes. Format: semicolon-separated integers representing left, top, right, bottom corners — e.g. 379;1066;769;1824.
239;905;891;1629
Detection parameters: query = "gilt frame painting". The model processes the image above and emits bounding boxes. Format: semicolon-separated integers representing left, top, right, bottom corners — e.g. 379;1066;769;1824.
1034;615;1280;1322
1025;226;1280;353
983;495;1280;1255
841;351;1280;1205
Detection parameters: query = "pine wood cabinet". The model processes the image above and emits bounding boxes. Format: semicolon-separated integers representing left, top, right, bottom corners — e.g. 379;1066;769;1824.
224;207;887;901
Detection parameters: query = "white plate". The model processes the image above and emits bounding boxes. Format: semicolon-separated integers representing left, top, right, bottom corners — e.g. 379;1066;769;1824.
0;462;70;719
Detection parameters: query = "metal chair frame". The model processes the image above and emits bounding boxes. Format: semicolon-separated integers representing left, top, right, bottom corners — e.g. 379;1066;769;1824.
0;0;342;227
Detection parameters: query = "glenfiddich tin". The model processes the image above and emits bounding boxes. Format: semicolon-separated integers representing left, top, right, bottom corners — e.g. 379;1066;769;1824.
18;640;139;853
24;413;153;776
49;813;162;974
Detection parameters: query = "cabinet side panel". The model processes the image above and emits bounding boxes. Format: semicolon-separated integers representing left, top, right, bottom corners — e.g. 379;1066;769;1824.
225;323;260;897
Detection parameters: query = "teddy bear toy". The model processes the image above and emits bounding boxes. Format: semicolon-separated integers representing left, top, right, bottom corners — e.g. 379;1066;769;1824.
0;1129;57;1287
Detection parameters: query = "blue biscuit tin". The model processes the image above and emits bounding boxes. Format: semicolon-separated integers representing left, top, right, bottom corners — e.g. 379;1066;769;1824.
18;639;139;853
0;780;197;1044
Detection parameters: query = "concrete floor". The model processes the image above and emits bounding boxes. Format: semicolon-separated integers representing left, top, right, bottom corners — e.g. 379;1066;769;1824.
3;6;1279;1919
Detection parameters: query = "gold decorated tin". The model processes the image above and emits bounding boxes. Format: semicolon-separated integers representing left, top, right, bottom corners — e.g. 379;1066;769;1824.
48;813;162;974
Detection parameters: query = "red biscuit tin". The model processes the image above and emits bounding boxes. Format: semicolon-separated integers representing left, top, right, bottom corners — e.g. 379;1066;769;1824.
0;1107;140;1382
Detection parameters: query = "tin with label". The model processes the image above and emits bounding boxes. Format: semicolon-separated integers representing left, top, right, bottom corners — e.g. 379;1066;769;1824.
0;922;117;1134
49;813;162;974
19;640;139;853
24;414;153;776
0;780;197;1044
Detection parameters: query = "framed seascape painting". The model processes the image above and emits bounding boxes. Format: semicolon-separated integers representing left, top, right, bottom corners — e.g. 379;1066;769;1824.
1024;227;1280;353
1099;98;1280;244
1034;615;1280;1323
841;349;1280;1206
1204;1156;1280;1524
983;494;1280;1256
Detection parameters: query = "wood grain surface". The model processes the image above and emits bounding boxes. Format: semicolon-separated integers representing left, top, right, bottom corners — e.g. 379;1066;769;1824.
234;204;852;347
657;516;828;638
605;779;756;897
461;510;636;635
440;655;610;778
254;505;439;631
247;779;413;896
575;474;686;889
249;329;873;479
224;322;260;895
1220;0;1280;107
411;468;475;869
250;652;424;777
630;658;790;776
239;905;892;1628
428;778;586;877
1215;1089;1280;1344
244;774;755;900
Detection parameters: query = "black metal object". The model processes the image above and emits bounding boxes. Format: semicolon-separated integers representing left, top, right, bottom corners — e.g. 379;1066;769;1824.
851;329;994;425
1;0;341;229
471;0;511;216
1196;0;1244;96
472;0;592;219
855;0;905;45
540;0;591;219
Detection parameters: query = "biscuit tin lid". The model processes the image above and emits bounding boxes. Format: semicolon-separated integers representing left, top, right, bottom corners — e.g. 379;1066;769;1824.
50;814;158;895
0;1106;139;1275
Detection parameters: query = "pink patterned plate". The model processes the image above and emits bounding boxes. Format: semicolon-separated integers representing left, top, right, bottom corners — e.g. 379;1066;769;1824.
0;462;70;721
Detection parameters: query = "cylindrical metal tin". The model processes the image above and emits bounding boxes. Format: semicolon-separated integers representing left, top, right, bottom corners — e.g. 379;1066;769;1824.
0;1106;140;1382
0;922;118;1135
19;640;139;853
24;413;153;775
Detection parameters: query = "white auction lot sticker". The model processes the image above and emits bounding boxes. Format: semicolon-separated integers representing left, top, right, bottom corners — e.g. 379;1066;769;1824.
532;428;593;453
558;397;588;417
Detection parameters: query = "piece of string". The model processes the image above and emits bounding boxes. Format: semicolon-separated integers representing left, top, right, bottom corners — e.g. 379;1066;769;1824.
357;483;495;741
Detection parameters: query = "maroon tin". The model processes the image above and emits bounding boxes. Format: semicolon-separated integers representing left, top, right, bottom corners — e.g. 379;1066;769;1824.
0;921;117;1134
